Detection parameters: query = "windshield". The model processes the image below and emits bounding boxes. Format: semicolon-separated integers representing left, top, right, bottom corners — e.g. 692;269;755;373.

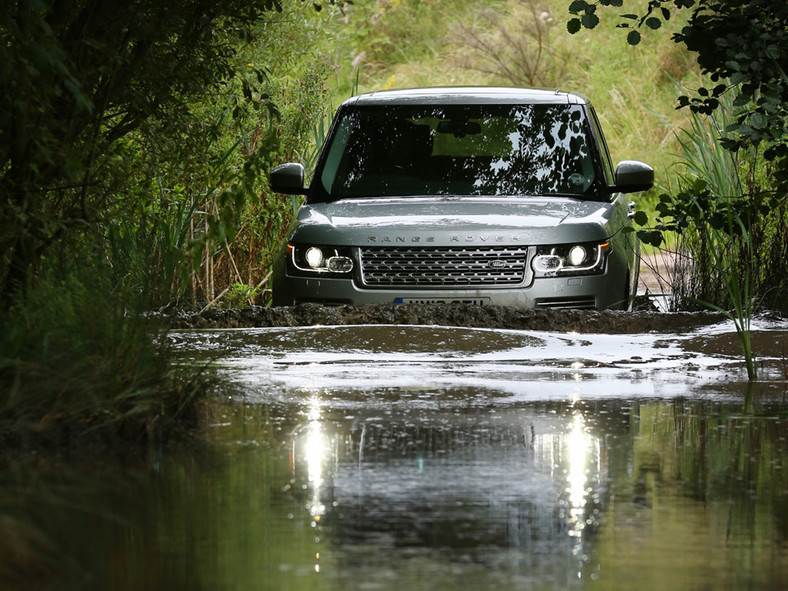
314;103;601;200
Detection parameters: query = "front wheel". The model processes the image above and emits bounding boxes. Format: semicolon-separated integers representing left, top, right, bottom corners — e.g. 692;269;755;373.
622;270;633;311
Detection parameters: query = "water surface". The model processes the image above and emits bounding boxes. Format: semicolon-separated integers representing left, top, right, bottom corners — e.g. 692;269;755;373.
6;319;788;590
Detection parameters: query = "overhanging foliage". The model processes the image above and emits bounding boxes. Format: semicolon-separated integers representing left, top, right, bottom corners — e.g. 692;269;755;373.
568;0;788;189
0;0;287;297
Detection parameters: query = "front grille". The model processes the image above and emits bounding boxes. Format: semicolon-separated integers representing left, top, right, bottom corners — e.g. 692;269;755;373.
535;296;596;309
359;246;529;287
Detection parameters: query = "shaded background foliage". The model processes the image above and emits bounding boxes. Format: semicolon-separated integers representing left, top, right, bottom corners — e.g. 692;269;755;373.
1;0;283;296
0;0;341;442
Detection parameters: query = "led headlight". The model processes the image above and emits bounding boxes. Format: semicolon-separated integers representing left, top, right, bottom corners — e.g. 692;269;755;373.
532;241;610;277
567;245;587;267
304;247;325;269
532;254;562;275
289;244;355;275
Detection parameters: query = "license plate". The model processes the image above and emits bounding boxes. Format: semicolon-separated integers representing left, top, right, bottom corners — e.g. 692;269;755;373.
394;297;490;306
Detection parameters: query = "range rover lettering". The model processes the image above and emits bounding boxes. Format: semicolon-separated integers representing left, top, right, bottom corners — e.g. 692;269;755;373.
270;87;653;310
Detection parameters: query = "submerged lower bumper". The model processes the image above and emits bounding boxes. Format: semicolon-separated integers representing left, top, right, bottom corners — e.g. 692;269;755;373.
273;272;629;310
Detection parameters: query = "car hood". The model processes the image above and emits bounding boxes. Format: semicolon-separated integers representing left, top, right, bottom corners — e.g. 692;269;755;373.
289;197;618;247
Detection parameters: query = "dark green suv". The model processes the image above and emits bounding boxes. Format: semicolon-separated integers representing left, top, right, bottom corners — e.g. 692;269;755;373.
270;87;653;310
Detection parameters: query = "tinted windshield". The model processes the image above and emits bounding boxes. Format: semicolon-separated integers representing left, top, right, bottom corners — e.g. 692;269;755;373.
314;103;601;200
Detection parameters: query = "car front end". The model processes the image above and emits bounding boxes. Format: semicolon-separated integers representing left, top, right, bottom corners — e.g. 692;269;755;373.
272;196;637;310
270;87;652;311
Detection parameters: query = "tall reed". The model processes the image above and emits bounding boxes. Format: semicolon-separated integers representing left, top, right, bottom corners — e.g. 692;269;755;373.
0;259;208;446
672;186;757;380
645;86;766;379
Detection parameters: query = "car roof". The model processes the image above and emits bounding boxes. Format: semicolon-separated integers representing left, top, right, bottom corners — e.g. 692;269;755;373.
340;87;591;107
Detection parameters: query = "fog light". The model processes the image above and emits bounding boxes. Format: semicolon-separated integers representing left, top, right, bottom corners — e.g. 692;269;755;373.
567;245;587;267
532;254;562;275
304;247;325;269
327;256;353;273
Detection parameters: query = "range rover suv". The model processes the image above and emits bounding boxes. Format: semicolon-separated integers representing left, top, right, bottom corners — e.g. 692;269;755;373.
270;87;653;310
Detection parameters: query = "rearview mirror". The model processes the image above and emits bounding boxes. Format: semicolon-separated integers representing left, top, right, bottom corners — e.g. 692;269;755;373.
436;119;482;138
270;162;307;195
612;160;654;194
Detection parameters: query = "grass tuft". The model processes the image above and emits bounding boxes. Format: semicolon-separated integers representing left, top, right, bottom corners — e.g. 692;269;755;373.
0;265;208;449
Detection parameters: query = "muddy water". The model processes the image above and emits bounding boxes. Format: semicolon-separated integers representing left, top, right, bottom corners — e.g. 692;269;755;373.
11;318;788;590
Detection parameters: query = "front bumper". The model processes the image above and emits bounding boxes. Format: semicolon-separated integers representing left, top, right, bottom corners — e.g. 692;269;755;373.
272;269;629;310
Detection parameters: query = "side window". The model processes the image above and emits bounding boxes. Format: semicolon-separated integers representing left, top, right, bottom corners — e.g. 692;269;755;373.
588;107;615;186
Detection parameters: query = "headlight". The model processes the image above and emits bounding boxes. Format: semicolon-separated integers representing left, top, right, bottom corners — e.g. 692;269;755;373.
289;244;355;275
304;247;325;269
532;241;610;277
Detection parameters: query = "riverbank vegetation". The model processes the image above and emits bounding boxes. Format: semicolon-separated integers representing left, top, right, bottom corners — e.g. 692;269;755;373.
0;0;342;447
1;0;787;448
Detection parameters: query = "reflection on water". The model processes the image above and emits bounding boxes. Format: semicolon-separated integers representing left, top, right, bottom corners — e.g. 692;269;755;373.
566;413;592;536
302;396;329;522
3;322;788;590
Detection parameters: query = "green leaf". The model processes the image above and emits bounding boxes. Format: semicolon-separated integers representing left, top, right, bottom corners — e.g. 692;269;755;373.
567;18;582;35
645;17;661;30
732;93;749;107
627;30;642;45
689;178;708;194
750;111;767;130
729;72;746;85
633;210;649;225
568;0;589;14
637;230;664;247
581;12;600;29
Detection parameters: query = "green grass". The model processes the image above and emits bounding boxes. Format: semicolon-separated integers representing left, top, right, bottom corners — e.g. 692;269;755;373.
0;265;208;448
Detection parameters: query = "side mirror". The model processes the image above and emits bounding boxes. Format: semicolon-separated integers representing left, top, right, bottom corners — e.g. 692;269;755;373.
270;162;307;195
612;160;654;194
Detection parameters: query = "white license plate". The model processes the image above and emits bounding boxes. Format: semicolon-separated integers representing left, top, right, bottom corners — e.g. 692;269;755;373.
394;297;490;306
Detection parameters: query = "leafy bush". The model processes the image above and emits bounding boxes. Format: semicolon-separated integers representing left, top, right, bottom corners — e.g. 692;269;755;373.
0;0;288;299
0;0;347;447
636;85;787;313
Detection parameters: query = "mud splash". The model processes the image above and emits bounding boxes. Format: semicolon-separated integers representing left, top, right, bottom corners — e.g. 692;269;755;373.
161;302;740;334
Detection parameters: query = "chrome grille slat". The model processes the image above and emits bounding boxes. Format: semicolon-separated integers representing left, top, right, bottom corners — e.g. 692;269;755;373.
360;246;528;287
535;296;596;309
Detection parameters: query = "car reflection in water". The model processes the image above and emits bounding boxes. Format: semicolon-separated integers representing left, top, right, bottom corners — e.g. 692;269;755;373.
288;392;606;581
164;322;788;589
